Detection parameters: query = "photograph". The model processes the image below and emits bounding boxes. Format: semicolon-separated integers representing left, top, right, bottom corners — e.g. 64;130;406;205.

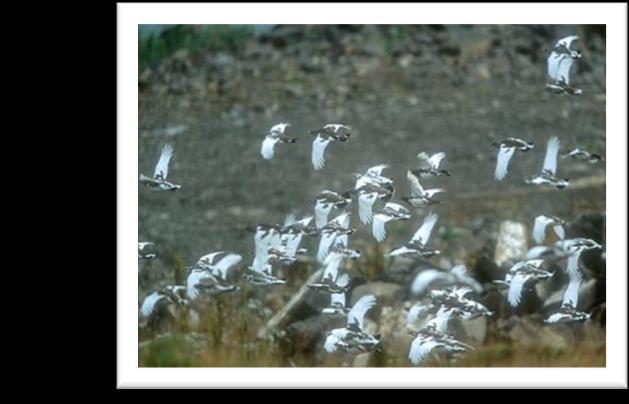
118;2;627;388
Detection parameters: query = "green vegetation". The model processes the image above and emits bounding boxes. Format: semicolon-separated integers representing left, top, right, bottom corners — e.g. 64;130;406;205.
139;25;255;68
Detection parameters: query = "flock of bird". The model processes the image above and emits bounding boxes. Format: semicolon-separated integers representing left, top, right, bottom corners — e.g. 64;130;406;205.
138;34;605;366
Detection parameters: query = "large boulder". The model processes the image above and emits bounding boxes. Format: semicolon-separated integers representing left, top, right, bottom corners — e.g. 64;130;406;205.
494;221;528;269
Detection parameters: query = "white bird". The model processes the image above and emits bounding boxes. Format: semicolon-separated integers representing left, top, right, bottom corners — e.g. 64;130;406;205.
140;285;187;319
402;170;444;207
526;136;569;189
317;212;354;263
532;215;566;244
546;35;582;95
372;202;411;242
310;124;351;170
260;123;296;160
139;144;181;191
322;274;351;316
187;253;241;300
390;212;440;258
324;294;380;354
429;286;493;319
356;182;395;224
138;242;156;260
491;138;534;181
277;215;316;263
354;164;394;190
545;272;591;324
561;148;603;164
505;264;553;308
311;190;352;229
408;325;473;366
308;249;352;295
414;152;450;178
559;238;603;280
250;224;282;273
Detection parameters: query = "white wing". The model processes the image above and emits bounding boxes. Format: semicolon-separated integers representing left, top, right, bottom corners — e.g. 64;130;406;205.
270;122;290;133
213;253;242;280
153;144;174;179
324;333;340;353
451;286;473;299
424;188;445;198
324;124;350;132
197;251;225;266
314;200;333;229
330;275;349;306
545;312;565;324
372;213;390;242
138;242;154;251
566;248;583;280
507;273;528;307
406;303;426;324
366;164;389;176
533;215;553;244
547;51;564;82
407;170;424;196
410;269;448;295
411;212;439;245
543;136;560;175
322;252;342;281
451;265;483;294
317;231;337;263
562;273;582;308
409;337;441;365
358;192;378;224
140;292;163;317
427;307;454;333
347;294;376;330
494;145;515;181
557;35;578;50
261;136;280;160
187;271;213;300
283;213;297;227
553;224;565;240
428;152;446;169
556;55;575;85
312;135;332;171
330;212;351;228
283;233;304;258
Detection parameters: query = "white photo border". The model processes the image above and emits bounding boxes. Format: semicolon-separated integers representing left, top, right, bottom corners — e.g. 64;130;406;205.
118;2;627;388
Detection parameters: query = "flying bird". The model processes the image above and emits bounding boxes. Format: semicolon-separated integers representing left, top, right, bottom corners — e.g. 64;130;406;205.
561;148;603;164
139;144;181;191
324;294;380;354
390;212;440;257
308;245;358;294
317;212;354;263
501;260;553;308
408;323;473;366
559;238;603;280
322;274;351;316
429;286;493;319
491;138;534;181
310;124;351;170
410;264;483;296
545;273;591;324
311;190;352;229
355;182;395;224
372;202;411;242
546;35;582;95
526;136;569;189
402;170;444;208
260;123;296;160
354;164;394;190
532;215;566;244
138;242;156;260
414;152;450;178
140;285;188;320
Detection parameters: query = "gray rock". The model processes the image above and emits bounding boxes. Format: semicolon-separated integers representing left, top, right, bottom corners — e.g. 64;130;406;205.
494;221;528;269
